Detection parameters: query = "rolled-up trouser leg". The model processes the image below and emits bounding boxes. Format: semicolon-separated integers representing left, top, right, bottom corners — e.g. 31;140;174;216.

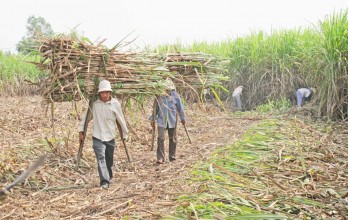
168;128;177;161
93;137;115;185
296;90;303;107
157;126;166;161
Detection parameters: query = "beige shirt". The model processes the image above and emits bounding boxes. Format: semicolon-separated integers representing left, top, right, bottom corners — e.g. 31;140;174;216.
79;98;128;142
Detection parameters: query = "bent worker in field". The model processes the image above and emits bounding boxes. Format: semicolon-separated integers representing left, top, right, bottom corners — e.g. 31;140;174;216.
149;78;186;164
232;85;243;110
296;87;315;107
203;87;213;101
79;80;128;189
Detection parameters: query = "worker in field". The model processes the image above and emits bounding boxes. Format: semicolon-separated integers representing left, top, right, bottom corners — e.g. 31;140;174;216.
232;85;243;110
149;78;186;164
296;87;315;107
203;87;213;101
79;80;128;189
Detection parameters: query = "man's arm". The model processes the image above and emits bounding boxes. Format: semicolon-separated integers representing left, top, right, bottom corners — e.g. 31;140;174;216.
114;101;128;140
149;97;159;122
78;105;93;141
174;93;186;124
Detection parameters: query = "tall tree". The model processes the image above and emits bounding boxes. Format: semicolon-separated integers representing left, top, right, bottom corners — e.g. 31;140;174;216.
16;15;54;54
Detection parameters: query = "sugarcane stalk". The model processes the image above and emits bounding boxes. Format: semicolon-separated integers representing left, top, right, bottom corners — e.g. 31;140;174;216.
76;76;99;170
0;154;47;200
116;120;131;162
173;97;191;144
150;98;157;151
183;124;192;144
76;99;92;170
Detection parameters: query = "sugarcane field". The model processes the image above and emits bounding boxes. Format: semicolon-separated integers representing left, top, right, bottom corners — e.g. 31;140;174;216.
1;7;348;220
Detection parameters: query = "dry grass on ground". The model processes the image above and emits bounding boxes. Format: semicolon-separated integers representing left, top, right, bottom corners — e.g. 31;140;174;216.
0;96;256;219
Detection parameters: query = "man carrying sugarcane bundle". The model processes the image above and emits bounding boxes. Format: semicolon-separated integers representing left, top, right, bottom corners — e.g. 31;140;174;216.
149;78;186;164
78;80;128;189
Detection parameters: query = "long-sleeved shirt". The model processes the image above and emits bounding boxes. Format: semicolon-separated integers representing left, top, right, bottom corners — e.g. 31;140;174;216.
149;90;185;128
297;88;311;98
79;98;128;142
232;86;243;96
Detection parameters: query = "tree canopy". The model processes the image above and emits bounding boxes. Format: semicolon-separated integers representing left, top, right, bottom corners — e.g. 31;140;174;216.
16;15;54;54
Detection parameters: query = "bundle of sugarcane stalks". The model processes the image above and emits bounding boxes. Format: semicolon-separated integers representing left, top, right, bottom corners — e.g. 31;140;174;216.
36;36;229;103
164;52;229;87
163;52;229;100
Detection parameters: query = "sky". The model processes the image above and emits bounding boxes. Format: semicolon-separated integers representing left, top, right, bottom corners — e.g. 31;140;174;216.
1;0;348;52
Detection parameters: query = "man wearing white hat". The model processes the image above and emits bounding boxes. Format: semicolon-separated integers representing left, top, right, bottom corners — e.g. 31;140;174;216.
79;80;128;189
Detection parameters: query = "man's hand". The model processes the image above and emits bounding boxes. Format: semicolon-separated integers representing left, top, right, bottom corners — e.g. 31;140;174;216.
181;120;186;126
150;121;155;128
123;134;129;142
79;132;84;143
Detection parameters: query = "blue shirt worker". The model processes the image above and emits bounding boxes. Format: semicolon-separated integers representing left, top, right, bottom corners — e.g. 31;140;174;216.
79;80;128;189
149;78;186;164
296;87;314;107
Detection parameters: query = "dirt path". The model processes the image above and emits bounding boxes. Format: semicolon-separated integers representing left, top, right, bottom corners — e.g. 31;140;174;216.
0;96;257;219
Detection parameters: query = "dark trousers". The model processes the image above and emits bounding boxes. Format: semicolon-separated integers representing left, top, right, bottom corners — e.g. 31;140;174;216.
92;137;115;185
157;126;177;161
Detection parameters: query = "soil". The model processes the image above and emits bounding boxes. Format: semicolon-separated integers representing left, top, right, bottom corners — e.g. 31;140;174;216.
0;96;258;219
